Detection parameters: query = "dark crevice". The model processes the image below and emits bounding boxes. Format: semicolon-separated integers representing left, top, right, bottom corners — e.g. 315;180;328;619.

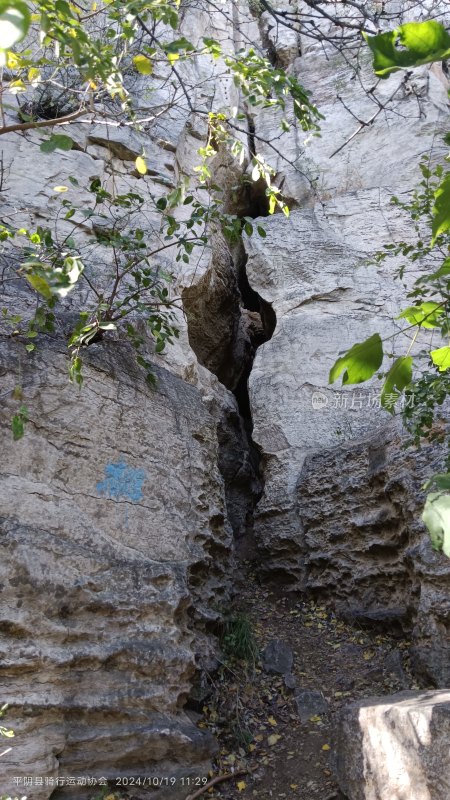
227;174;271;220
182;145;276;556
247;114;256;158
232;241;276;431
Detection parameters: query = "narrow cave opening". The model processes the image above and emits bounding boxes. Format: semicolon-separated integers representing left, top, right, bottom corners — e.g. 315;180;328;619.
227;173;271;220
182;168;277;555
183;172;277;413
224;177;277;428
232;240;276;431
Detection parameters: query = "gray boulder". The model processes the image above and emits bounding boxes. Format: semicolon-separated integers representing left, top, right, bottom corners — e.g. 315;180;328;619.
262;639;294;675
335;690;450;800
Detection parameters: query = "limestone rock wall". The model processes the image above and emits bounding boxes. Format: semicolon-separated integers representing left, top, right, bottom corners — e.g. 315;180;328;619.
0;337;240;798
2;0;450;794
244;3;450;683
0;3;262;796
297;425;450;686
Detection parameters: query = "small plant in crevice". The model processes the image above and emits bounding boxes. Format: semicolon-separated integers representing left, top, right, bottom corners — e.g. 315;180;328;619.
220;611;259;665
248;0;264;19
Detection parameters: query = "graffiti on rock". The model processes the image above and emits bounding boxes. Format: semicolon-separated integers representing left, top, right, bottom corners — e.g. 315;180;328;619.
96;461;145;502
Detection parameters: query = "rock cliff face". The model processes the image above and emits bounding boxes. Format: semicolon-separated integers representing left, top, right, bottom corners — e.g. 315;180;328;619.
297;426;450;686
0;338;237;797
0;4;260;796
1;0;450;795
245;4;450;682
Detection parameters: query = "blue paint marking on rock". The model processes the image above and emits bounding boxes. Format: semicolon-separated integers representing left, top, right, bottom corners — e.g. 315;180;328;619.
96;461;145;502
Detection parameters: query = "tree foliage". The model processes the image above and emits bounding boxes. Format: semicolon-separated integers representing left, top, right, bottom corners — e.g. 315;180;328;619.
364;20;450;77
0;0;321;438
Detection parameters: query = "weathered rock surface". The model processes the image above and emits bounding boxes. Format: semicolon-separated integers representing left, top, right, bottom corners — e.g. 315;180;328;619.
244;3;450;684
0;337;240;798
335;690;450;800
0;2;263;794
2;0;450;793
296;425;450;686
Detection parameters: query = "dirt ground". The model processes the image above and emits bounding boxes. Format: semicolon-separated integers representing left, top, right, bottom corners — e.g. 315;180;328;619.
193;566;432;800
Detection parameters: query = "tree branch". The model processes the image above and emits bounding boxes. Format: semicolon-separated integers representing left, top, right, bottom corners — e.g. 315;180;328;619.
329;82;404;158
0;107;87;136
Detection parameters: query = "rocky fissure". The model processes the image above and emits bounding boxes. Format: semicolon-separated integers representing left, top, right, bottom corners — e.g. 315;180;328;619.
184;241;276;558
182;152;278;560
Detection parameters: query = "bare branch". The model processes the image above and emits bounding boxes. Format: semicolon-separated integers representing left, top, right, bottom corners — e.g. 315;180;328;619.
0;107;88;136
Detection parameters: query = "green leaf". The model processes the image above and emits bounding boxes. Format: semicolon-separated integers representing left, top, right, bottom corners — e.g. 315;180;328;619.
69;355;83;386
364;21;450;79
0;1;31;51
133;54;153;75
164;37;195;62
430;346;450;372
381;355;413;413
426;258;450;282
63;255;83;290
52;134;73;151
424;473;450;492
251;163;260;181
329;333;383;385
25;274;53;301
397;302;444;329
432;173;450;242
28;66;40;83
422;492;450;557
40;134;74;153
40;138;57;153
